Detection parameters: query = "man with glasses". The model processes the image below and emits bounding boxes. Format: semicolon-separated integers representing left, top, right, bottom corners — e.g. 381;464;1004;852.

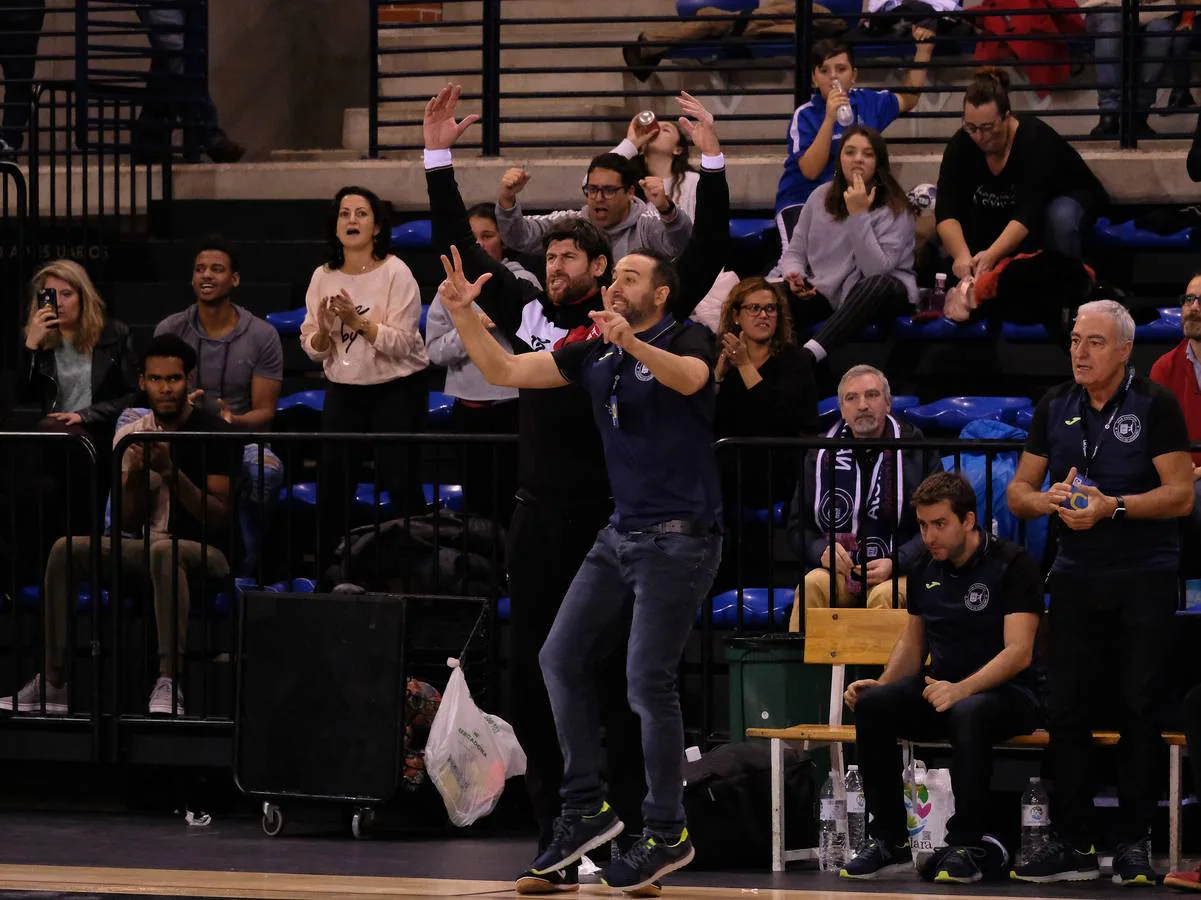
1150;276;1201;529
496;153;692;262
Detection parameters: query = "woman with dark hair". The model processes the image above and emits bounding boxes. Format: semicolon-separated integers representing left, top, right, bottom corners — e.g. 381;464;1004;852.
935;67;1108;280
610;113;699;219
300;186;429;577
781;126;918;362
714;276;818;512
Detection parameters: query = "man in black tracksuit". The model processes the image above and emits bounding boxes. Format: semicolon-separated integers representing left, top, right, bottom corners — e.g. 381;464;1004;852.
841;472;1044;884
422;84;730;895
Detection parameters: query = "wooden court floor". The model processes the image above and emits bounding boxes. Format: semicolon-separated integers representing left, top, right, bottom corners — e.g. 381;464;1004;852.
0;864;1153;900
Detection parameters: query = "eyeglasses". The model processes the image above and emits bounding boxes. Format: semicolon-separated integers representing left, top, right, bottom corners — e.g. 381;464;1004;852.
1182;294;1201;308
961;118;1003;136
582;184;624;199
738;303;779;317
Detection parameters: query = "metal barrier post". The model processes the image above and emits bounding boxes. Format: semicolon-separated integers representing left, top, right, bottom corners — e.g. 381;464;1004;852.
794;0;812;108
1119;0;1139;148
482;0;502;155
369;0;380;159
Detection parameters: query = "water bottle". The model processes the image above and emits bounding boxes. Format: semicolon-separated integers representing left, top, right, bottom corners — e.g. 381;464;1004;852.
845;765;866;857
1019;777;1051;866
931;273;947;314
819;771;848;871
832;79;854;127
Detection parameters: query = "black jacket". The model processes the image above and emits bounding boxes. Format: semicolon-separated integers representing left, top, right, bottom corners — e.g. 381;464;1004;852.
21;319;140;428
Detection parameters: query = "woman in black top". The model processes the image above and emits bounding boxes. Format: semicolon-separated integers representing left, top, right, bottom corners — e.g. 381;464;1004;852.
714;276;818;511
935;68;1108;281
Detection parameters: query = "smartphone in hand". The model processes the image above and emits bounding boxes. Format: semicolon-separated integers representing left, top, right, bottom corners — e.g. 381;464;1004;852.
36;288;59;328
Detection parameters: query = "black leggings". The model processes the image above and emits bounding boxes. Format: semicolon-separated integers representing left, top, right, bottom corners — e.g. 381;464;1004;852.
792;274;910;355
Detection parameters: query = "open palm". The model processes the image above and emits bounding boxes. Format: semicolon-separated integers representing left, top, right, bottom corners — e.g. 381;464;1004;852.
424;84;480;150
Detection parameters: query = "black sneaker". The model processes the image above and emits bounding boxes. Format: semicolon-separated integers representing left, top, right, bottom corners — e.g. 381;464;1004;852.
602;829;695;892
930;847;986;884
1113;838;1159;886
528;803;624;876
516;864;579;894
1010;838;1100;883
840;837;912;880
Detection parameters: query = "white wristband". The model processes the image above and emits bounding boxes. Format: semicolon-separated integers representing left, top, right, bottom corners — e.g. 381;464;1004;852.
424;148;453;170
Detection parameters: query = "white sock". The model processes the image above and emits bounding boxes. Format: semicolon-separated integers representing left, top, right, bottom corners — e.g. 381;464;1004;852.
803;338;827;363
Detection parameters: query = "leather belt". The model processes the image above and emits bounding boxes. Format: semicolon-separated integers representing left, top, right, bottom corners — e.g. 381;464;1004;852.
628;519;713;537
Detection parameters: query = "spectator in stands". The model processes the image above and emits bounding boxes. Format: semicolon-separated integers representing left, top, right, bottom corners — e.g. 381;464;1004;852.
787;365;942;622
299;186;429;580
0;0;46;156
623;1;847;83
0;335;233;717
22;259;139;439
936;68;1108;279
780;126;918;363
154;236;284;576
496;150;692;263
1149;274;1201;529
714;276;818;509
841;472;1043;883
1086;0;1192;136
609;114;699;220
1008;299;1193;885
773;38;934;249
424;84;729;895
132;4;244;162
425;204;538;519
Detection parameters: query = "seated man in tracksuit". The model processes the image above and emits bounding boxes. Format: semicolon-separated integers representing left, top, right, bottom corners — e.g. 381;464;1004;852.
840;471;1044;884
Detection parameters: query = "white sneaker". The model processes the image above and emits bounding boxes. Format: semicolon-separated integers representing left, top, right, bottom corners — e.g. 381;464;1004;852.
148;676;185;716
0;674;69;714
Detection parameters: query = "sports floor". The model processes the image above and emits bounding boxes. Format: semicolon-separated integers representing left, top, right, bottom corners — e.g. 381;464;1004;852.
0;812;1171;899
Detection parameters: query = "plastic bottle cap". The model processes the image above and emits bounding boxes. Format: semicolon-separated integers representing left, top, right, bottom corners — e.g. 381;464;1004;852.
847;765;858;771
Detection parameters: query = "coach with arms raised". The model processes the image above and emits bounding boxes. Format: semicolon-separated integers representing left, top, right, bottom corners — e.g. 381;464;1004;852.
1007;299;1193;886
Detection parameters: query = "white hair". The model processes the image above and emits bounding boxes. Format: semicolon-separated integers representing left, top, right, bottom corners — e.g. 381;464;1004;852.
838;364;892;406
1076;299;1135;345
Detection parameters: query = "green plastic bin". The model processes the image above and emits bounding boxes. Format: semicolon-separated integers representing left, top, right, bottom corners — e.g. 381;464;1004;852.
726;634;832;741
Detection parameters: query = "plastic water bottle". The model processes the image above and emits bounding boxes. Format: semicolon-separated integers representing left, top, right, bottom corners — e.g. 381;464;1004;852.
819;771;848;871
832;79;854;127
845;765;866;857
931;273;947;314
1019;777;1051;866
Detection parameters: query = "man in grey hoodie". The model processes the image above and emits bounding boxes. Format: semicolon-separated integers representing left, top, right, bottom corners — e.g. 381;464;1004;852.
151;236;285;575
495;152;692;262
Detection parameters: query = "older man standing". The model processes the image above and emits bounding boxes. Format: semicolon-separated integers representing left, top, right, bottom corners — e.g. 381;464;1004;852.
787;364;942;625
1008;299;1194;886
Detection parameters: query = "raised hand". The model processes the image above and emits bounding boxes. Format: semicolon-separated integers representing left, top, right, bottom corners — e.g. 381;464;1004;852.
589;308;637;351
843;171;876;216
639;175;670;212
24;304;59;350
423;83;480;151
498;166;531;208
328;290;362;327
720;331;749;368
676;91;720;157
438;244;493;312
625;112;660;151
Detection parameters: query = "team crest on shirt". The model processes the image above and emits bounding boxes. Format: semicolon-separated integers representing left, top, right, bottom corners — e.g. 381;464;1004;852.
634;361;655;382
1113;414;1142;443
964;583;990;612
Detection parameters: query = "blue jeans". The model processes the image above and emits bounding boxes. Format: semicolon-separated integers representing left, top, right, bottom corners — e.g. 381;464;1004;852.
1090;12;1191;113
135;5;222;148
1041;195;1087;260
539;525;721;836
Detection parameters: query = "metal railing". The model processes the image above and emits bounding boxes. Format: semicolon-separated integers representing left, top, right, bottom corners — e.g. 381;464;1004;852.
0;163;31;396
369;0;1201;156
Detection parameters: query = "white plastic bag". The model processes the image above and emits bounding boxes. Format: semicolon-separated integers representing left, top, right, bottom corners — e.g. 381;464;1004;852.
425;658;527;826
904;760;955;867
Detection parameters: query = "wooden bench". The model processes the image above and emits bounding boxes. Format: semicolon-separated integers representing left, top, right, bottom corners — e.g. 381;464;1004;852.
746;608;1187;873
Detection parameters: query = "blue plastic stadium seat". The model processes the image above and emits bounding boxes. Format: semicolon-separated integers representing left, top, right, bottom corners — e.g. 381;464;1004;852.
276;389;326;414
741;502;786;526
1016;406;1035;430
420;303;431;337
895;316;990;340
266;307;305;336
428;390;455;426
278;482;318;507
497;595;511;623
677;0;755;14
1001;322;1049;343
422;483;465;512
1092;217;1193;250
19;584;109;611
236;577;318;595
391;219;433;249
818;394;918;427
900;396;1031;431
280;482;463;514
1135;310;1183;342
709;587;794;628
729;218;776;247
799;318;882;342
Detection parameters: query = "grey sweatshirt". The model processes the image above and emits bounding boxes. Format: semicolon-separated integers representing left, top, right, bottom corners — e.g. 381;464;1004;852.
155;303;283;417
495;194;692;261
780;182;918;309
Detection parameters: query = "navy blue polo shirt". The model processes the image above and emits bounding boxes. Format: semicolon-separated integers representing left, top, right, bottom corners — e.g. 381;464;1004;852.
1025;372;1190;574
775;88;901;213
552;315;722;531
908;532;1045;694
